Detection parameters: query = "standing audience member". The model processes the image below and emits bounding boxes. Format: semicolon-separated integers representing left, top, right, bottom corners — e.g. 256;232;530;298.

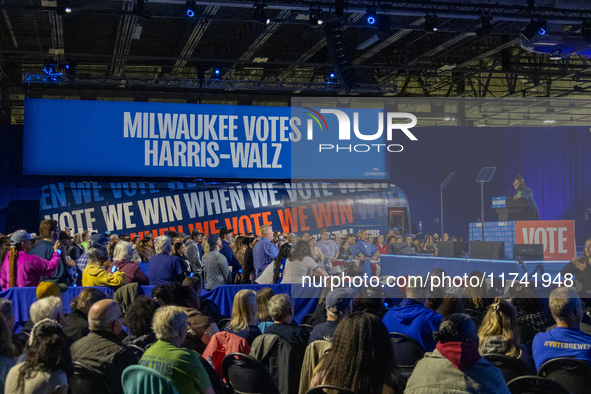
30;220;75;285
253;225;279;279
140;306;214;394
0;314;14;394
255;243;292;285
5;319;72;394
112;241;150;285
82;244;127;288
310;313;406;394
68;233;84;262
80;231;90;252
240;237;255;284
71;300;138;394
122;296;160;352
478;298;535;372
219;227;242;276
405;314;510;394
185;230;204;275
264;294;309;345
0;230;61;288
203;234;231;291
64;288;108;342
309;238;323;261
173;241;191;273
382;277;443;352
309;289;353;343
281;241;327;284
76;233;110;281
532;287;591;369
256;287;275;333
233;235;246;266
148;235;187;286
223;289;261;345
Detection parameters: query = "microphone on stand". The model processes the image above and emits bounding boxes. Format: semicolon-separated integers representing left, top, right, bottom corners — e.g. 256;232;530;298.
505;188;513;196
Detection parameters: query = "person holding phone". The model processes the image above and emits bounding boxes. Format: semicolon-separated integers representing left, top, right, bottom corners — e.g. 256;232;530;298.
82;244;127;288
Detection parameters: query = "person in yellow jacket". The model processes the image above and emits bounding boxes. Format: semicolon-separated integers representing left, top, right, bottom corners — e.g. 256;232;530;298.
82;244;127;288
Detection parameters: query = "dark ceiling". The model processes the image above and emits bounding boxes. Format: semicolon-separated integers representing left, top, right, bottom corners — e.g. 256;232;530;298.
2;0;591;124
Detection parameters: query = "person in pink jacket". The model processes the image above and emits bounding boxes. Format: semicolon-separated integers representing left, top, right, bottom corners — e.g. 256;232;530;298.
0;230;61;289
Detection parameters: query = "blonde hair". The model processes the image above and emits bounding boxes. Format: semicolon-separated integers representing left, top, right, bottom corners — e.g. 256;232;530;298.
8;246;18;288
465;271;486;309
259;225;271;237
227;289;256;331
478;298;521;358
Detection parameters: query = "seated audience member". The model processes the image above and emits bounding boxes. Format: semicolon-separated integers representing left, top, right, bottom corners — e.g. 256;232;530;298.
0;314;15;394
148;235;188;286
317;229;339;262
435;296;466;318
356;230;376;259
203;234;231;291
352;291;388;320
224;289;261;345
5;319;72;394
309;238;323;261
112;241;149;285
68;233;85;262
140;306;214;394
265;294;309;345
76;233;110;283
71;299;138;394
511;285;555;333
560;237;591;292
170;283;218;353
462;271;493;313
405;314;510;394
310;287;332;326
122;296;160;352
309;288;353;343
478;298;535;372
82;244;127;288
256;243;292;284
151;284;172;306
310;313;406;394
346;234;362;259
136;237;155;265
173;241;192;273
0;230;61;288
382;277;443;351
256;287;275;333
532;287;591;370
30;296;66;327
64;288;108;341
182;276;225;324
282;241;327;284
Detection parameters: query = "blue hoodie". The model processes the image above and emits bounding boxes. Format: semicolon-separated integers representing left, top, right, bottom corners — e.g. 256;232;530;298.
382;299;443;352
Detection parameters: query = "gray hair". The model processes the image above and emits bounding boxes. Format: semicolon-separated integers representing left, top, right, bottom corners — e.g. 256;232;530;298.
549;287;581;325
152;306;187;342
30;296;63;324
110;234;119;241
154;236;171;255
0;299;13;321
113;241;133;261
268;294;293;322
88;244;108;264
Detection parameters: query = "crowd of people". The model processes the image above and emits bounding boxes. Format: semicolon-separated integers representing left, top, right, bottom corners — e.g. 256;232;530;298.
0;218;590;394
0;220;468;291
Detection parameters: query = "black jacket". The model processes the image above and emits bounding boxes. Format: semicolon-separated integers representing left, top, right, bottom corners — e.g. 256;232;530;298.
64;308;89;342
241;247;254;284
71;330;138;394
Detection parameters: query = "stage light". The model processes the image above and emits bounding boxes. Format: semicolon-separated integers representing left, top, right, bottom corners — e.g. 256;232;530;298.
309;7;323;27
549;49;562;60
543;119;556;123
212;68;222;79
42;61;60;75
133;0;152;19
366;8;377;26
521;19;547;40
253;4;270;25
56;0;72;15
185;1;197;18
424;14;439;32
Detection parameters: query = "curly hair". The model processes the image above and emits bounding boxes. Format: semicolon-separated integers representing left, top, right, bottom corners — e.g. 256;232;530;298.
124;296;161;337
17;319;72;392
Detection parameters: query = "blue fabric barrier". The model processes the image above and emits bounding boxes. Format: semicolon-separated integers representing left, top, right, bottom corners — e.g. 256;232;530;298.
0;283;322;331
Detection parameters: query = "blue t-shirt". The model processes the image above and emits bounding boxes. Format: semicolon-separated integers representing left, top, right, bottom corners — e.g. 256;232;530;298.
356;239;373;258
148;254;186;285
532;327;591;370
382;299;443;352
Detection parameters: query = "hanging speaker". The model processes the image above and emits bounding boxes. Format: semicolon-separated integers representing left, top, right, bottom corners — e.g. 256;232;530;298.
324;22;357;91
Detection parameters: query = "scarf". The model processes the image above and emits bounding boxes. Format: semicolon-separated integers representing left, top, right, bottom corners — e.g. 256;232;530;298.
436;341;482;372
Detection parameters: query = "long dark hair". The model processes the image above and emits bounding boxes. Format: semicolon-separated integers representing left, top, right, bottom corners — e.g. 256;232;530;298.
315;313;403;394
0;314;14;359
17;319;72;391
273;243;292;284
291;240;312;262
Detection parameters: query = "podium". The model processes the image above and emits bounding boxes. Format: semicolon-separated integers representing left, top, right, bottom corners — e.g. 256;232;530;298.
492;197;527;221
